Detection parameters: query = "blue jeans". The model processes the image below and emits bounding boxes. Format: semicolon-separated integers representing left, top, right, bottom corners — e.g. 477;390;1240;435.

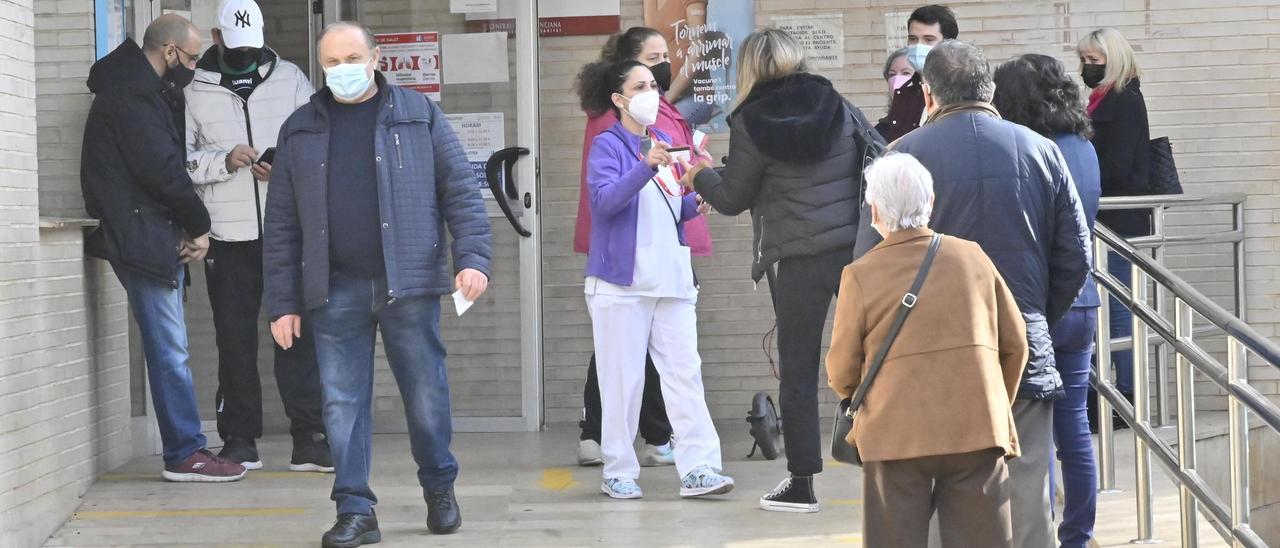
1052;307;1099;548
1107;252;1134;393
112;264;206;465
309;275;458;515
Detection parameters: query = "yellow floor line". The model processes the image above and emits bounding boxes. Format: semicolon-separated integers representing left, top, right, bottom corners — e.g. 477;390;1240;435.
537;468;579;491
73;507;308;520
99;471;328;481
828;498;863;506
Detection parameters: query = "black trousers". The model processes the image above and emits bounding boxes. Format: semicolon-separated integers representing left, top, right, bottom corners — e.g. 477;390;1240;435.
580;353;672;445
205;239;324;442
771;246;852;476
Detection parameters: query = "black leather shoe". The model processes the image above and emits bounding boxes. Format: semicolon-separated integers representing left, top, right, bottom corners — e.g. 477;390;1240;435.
322;512;381;548
425;488;461;534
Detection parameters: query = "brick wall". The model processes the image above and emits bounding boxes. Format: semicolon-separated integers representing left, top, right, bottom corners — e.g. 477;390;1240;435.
34;0;93;219
178;0;1280;433
536;0;1280;424
1;1;133;547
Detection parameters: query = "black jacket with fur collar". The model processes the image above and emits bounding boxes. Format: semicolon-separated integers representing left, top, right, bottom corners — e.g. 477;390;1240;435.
694;73;873;281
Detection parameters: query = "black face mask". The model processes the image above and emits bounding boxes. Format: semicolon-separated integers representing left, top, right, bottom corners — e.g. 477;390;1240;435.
1082;63;1106;89
222;46;261;73
168;61;196;88
650;61;672;92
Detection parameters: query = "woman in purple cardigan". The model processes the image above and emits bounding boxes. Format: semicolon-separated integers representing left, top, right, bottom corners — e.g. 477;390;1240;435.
575;58;732;500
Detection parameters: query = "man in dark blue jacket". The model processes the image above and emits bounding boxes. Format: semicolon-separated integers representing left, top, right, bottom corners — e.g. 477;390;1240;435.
81;14;246;484
890;40;1090;547
263;21;491;548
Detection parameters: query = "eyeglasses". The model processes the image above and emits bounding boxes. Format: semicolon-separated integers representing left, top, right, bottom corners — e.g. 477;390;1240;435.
169;43;201;64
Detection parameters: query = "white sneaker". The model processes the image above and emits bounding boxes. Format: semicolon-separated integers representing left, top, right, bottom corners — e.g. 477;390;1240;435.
680;465;735;497
639;442;675;467
577;439;603;466
601;477;643;499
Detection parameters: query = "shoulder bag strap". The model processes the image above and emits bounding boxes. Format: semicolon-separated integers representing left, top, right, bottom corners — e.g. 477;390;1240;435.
652;178;700;288
847;233;943;412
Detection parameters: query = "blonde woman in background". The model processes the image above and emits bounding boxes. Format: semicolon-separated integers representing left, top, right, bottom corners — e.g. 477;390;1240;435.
679;28;880;513
1078;27;1150;427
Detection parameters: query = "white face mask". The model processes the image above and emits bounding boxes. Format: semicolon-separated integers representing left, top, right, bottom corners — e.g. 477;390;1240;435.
621;90;661;127
324;59;374;102
905;44;933;72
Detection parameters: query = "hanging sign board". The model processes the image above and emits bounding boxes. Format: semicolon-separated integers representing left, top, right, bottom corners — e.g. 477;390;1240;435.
464;0;620;37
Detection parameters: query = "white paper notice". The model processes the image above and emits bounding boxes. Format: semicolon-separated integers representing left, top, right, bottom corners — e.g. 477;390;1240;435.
452;289;475;316
450;0;496;13
772;14;845;70
442;32;509;85
443;112;504;196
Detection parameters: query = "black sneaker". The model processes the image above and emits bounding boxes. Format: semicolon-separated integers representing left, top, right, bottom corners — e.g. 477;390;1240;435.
217;436;262;470
425;487;461;534
759;475;819;513
321;512;380;548
291;433;335;473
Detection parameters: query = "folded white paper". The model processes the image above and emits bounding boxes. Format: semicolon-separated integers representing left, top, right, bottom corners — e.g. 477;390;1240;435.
452;289;475;316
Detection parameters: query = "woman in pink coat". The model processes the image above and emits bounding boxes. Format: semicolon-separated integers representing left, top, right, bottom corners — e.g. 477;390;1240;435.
572;27;714;467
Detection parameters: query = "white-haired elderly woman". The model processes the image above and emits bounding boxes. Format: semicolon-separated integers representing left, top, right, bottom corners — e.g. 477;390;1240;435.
826;152;1029;547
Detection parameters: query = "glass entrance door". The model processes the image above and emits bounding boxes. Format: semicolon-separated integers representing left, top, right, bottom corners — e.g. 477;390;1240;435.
325;1;545;432
138;0;544;437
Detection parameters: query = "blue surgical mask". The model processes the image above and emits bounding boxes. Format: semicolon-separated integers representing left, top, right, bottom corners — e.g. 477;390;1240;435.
324;60;373;102
905;44;933;72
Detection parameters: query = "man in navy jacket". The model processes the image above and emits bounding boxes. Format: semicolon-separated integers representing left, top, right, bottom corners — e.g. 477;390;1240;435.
263;21;491;548
890;40;1090;548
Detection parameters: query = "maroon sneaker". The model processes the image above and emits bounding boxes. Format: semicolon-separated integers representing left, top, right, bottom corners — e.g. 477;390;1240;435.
162;449;247;482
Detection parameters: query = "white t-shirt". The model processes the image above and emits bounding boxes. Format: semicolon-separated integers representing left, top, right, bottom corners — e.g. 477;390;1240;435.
586;170;696;299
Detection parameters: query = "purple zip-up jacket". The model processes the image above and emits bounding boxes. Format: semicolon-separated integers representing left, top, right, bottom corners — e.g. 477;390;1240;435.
585;122;699;286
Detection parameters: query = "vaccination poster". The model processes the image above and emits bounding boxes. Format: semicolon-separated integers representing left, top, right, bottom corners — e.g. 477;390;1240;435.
644;0;754;134
375;32;442;102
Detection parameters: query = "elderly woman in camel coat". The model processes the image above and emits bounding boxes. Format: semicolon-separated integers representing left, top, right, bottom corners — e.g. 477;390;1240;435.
825;153;1029;548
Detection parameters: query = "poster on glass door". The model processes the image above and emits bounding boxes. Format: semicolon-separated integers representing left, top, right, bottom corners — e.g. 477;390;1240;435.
444;112;505;196
375;32;442;101
644;0;754;134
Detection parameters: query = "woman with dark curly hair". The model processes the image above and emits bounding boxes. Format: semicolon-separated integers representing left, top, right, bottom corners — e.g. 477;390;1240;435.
573;58;733;500
993;53;1102;548
572;27;717;469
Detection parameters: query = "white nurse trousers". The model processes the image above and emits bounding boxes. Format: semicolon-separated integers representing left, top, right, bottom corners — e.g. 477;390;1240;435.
586;292;722;481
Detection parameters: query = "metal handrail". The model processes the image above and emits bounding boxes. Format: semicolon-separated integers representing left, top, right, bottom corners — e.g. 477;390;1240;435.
1092;222;1280;547
1098;193;1247;209
1096;193;1248;428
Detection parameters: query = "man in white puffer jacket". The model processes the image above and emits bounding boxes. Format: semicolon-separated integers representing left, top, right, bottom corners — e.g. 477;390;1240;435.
184;0;330;473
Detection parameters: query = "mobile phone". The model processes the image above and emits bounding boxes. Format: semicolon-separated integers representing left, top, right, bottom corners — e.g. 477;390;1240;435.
256;147;276;165
667;146;691;164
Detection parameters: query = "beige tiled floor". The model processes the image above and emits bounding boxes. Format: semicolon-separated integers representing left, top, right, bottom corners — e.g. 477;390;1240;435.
44;423;1225;547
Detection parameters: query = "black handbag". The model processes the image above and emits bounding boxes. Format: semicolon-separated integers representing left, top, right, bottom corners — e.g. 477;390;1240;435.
1148;136;1183;195
832;233;942;466
746;391;784;460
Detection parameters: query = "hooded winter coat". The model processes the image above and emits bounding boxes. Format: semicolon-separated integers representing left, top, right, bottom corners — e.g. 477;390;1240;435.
81;39;211;287
184;47;313;242
692;73;874;282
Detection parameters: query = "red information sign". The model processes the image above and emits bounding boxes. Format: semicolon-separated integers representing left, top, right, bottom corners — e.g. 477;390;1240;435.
464;15;620;37
375;32;442;101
